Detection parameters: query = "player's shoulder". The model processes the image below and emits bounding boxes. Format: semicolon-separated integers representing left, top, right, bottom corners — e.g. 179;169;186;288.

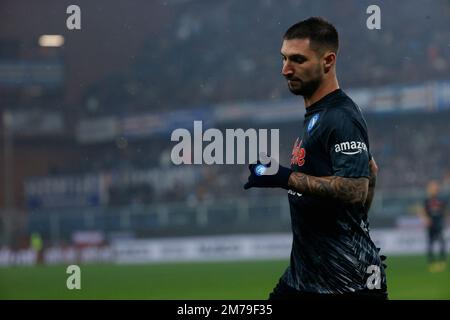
326;91;361;115
323;92;365;125
322;104;358;125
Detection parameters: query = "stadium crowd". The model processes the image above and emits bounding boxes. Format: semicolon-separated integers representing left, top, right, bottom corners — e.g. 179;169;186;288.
79;0;450;116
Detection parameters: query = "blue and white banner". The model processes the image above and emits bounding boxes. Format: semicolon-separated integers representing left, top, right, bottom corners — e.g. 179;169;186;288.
24;174;108;209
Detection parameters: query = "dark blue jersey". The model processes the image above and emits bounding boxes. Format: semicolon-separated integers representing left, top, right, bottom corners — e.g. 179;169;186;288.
424;197;447;229
282;89;387;294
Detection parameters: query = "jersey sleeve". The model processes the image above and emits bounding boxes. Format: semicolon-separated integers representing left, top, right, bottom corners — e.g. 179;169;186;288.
325;110;370;178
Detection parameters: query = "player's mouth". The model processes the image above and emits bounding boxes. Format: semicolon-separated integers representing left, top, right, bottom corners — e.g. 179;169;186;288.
288;79;302;86
287;78;301;83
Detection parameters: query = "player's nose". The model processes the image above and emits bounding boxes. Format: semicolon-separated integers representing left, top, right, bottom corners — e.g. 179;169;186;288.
282;62;294;77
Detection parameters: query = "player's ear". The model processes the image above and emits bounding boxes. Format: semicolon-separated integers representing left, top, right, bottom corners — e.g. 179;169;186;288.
323;51;336;73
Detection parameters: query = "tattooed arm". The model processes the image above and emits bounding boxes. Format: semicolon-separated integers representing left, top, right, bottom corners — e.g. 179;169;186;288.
363;157;378;214
287;172;369;206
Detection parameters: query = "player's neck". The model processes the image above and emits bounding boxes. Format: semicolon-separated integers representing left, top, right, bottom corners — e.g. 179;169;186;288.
303;77;339;108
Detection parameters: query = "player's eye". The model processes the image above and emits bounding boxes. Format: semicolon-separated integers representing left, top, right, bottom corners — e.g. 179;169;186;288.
292;56;306;64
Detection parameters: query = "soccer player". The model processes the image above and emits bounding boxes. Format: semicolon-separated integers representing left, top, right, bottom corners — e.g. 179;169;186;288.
244;17;387;299
419;180;447;272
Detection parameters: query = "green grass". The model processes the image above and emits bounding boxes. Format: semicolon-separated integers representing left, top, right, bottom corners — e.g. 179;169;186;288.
0;255;449;299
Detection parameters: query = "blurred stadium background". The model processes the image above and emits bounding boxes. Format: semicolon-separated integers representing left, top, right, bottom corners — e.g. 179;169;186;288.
0;0;449;299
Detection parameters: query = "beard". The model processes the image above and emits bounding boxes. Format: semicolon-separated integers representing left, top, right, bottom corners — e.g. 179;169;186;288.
287;77;321;97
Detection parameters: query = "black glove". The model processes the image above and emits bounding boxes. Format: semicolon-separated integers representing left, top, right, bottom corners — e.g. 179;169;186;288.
243;160;292;190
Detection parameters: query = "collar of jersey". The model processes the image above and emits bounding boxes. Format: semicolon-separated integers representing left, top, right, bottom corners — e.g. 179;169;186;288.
305;88;343;117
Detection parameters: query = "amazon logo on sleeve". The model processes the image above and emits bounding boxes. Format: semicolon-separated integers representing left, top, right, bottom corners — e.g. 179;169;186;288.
334;141;367;155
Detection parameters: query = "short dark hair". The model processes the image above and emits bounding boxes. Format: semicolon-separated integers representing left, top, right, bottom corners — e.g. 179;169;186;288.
283;17;339;55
